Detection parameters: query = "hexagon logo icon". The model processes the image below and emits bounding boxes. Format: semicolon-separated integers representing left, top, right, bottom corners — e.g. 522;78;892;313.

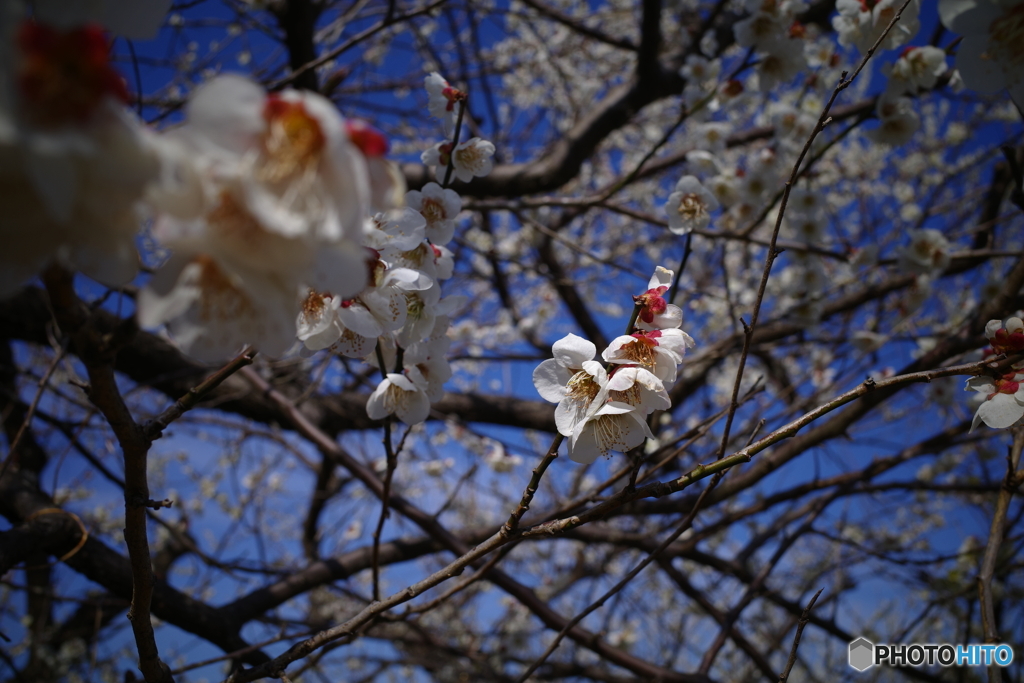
849;637;874;672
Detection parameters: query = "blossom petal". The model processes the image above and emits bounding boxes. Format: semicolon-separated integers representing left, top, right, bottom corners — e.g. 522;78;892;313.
973;393;1024;430
533;359;571;403
648;266;674;290
955;34;1004;94
552;333;597;369
939;0;1002;35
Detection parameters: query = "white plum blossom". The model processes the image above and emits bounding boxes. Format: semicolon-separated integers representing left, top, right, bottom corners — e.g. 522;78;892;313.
139;75;379;359
898;228;951;275
295;291;377;358
940;0;1024;107
361;263;435;335
606;366;671;415
160;75;370;250
0;12;161;295
552;360;609;439
680;54;721;88
568;401;654;465
771;104;816;143
421;137;495;183
865;96;920;146
405;182;461;245
393;242;454;281
684;150;722;178
707;169;742;207
395;289;463;348
666;175;720;234
833;0;921;53
787;213;827;243
137;254;299;362
852;330;889;353
603;329;695;383
696;122;731;152
484;446;523;473
755;39;808;92
424;72;464;136
363;208;427;258
532;333;598;404
401;317;453;402
366;367;432;425
965;367;1024;431
734;10;787;50
885;46;948;95
296;290;341;350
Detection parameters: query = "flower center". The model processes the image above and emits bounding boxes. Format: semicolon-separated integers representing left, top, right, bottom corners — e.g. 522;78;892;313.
609;383;641;406
591;413;631;455
400;244;430;268
17;22;127;128
677;194;707;223
302;289;329;321
260;97;326;184
406;293;425;321
454;145;484;170
566;370;601;403
421;198;446;224
620;337;657;368
382;380;409;414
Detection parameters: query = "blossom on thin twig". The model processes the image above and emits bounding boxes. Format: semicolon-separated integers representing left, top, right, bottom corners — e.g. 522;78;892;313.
666;175;719;235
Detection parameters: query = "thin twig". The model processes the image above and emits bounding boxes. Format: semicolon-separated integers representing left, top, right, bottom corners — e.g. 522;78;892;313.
0;342;66;480
142;348;257;441
778;588;823;681
715;0;917;460
269;0;448;90
514;468;731;683
371;345;397;602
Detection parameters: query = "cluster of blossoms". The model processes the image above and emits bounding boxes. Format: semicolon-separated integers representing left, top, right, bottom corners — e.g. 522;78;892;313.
966;317;1024;431
0;0;167;295
0;0;494;429
533;267;694;464
733;0;812;92
296;72;493;426
893;228;953;310
138;74;390;360
834;0;921;53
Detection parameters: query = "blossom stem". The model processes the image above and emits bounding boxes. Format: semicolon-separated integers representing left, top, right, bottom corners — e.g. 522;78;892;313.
372;342;396;602
668;231;693;305
507;302;646;533
441;98;467;188
501;434;563;535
